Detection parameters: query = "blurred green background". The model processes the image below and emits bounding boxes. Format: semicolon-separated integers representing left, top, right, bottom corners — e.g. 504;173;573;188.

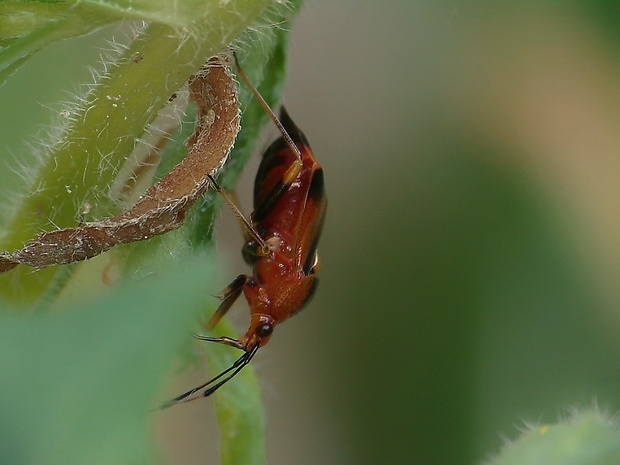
2;1;620;464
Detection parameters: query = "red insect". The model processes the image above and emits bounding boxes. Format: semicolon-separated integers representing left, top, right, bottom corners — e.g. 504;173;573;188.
163;58;326;406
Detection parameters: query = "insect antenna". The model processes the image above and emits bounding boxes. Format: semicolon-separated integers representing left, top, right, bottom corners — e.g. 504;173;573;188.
160;342;260;409
233;52;302;162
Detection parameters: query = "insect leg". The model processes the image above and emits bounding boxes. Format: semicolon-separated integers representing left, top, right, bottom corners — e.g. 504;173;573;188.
206;274;249;330
207;174;269;253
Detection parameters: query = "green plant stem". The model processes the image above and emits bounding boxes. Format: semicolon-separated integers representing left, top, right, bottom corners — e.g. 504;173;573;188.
204;318;266;465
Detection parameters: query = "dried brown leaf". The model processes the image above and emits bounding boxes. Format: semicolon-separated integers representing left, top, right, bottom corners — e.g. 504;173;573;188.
0;57;240;274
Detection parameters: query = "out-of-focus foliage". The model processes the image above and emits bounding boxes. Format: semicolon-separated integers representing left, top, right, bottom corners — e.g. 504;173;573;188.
2;1;620;465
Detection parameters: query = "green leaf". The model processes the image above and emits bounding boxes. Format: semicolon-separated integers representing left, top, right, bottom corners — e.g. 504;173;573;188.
0;257;213;465
0;0;288;84
188;12;296;247
123;7;305;465
488;410;620;465
0;3;116;84
203;318;266;465
0;0;275;305
0;2;306;465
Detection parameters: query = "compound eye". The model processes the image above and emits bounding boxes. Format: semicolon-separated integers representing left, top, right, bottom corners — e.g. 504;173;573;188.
255;323;273;338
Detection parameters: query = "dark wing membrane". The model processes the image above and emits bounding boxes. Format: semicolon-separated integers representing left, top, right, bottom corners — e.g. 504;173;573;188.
253;142;291;220
279;106;310;148
253;108;312;223
298;167;327;275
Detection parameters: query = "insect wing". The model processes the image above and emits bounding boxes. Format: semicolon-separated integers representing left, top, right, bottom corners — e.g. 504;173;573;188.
298;165;326;275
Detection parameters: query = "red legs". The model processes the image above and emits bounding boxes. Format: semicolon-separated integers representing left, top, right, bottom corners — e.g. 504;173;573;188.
162;54;328;407
203;57;308;330
202;56;311;326
164;56;309;407
203;56;311;328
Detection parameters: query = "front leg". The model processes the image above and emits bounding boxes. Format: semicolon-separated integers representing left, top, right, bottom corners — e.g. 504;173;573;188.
206;274;249;330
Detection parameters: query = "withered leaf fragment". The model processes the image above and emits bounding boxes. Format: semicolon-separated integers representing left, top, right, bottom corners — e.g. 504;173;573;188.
0;57;240;274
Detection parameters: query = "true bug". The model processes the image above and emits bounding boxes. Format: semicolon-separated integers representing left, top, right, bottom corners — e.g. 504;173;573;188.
163;57;326;406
